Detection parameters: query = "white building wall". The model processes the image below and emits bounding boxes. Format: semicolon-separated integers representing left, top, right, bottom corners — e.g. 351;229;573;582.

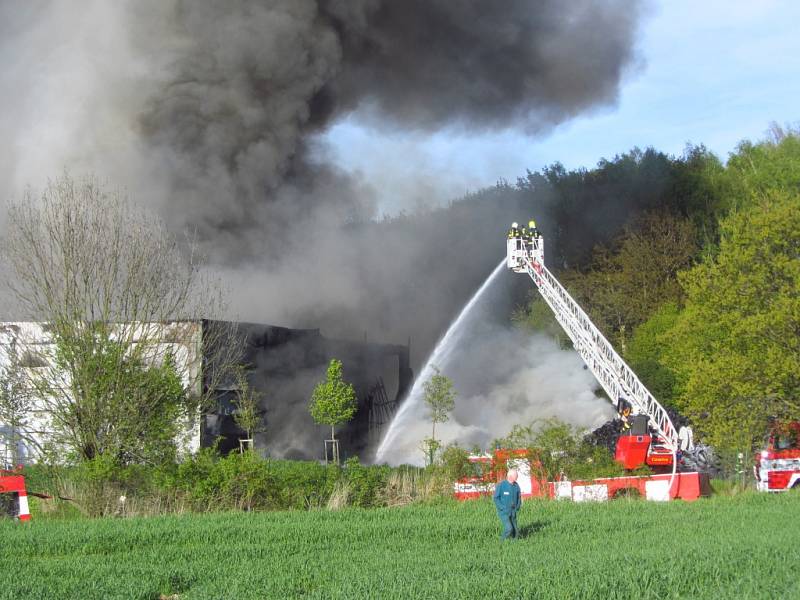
0;321;203;466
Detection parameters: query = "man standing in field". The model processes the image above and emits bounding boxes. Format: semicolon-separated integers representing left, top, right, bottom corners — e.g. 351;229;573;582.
493;468;522;540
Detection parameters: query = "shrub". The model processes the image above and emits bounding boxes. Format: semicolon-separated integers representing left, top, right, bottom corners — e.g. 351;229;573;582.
341;457;391;508
19;452;450;518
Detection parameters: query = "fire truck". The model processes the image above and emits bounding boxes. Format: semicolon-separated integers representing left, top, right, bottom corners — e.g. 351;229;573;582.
454;222;712;502
453;449;710;502
453;449;548;500
0;467;31;521
754;421;800;492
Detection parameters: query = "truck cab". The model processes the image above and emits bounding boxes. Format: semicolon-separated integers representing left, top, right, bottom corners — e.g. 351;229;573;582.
755;421;800;492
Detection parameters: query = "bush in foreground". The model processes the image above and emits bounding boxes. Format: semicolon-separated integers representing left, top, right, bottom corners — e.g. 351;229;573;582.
23;452;457;518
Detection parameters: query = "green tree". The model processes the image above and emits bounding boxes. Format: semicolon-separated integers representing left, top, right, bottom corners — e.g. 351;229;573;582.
232;367;264;451
532;147;683;268
725;129;800;212
665;188;800;450
625;302;682;408
671;144;729;247
49;335;187;465
421;367;456;466
492;418;629;481
0;174;241;466
439;443;471;480
561;210;698;348
309;359;357;463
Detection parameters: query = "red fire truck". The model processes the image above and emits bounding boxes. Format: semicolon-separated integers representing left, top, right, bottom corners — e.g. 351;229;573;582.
754;421;800;492
451;224;713;502
454;448;710;503
453;449;548;500
503;224;705;475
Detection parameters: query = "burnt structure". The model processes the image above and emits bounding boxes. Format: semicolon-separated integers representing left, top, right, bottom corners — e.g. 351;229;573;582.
202;322;412;461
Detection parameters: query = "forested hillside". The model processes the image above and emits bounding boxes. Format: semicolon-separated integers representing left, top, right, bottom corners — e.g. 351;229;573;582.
350;139;729;366
513;128;800;452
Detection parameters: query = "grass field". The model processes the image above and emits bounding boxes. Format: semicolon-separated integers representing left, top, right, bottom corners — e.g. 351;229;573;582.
1;493;799;599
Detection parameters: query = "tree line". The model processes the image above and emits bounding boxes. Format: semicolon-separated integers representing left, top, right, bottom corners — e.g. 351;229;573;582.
514;126;800;452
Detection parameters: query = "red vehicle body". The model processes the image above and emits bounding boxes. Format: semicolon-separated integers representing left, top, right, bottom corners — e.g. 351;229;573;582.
613;412;681;472
454;449;710;503
0;467;31;521
755;421;800;492
615;432;675;470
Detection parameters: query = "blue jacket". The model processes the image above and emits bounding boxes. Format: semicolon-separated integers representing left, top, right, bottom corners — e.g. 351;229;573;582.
493;480;521;514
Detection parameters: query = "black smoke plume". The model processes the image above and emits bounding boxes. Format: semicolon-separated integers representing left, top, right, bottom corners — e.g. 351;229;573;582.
0;0;645;362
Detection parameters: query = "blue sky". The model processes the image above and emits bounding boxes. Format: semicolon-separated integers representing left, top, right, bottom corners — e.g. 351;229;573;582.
323;1;800;215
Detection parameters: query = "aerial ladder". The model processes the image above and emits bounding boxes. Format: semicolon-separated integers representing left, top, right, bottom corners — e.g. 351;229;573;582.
505;222;696;475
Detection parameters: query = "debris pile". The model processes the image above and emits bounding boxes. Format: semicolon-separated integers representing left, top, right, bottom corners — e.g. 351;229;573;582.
585;419;624;455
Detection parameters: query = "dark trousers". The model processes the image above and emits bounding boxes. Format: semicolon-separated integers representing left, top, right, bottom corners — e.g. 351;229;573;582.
498;511;518;540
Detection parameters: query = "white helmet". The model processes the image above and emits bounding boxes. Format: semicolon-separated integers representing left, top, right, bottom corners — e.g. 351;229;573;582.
511;222;519;228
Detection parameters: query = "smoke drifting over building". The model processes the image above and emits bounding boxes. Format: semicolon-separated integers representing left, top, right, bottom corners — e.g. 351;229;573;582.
1;0;642;255
0;1;644;458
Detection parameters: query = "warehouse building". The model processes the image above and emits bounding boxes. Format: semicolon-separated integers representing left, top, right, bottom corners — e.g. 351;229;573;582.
0;320;411;466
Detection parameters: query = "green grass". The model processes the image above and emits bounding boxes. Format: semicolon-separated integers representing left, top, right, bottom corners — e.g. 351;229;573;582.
2;493;799;599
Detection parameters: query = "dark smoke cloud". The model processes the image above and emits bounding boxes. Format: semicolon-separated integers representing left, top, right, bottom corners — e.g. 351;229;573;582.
0;0;645;377
329;0;640;130
126;0;643;251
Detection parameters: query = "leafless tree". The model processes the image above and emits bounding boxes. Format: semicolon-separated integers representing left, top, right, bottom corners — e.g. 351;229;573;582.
0;173;243;464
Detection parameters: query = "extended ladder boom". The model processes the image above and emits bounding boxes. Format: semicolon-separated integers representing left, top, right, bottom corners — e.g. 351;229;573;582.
506;232;677;453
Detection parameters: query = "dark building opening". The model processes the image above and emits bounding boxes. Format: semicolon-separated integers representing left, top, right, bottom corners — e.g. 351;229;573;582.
201;322;412;461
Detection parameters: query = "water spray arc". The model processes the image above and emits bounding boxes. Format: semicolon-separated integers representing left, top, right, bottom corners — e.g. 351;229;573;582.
375;260;506;464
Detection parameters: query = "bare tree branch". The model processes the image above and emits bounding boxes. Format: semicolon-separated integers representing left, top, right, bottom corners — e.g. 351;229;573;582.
0;173;243;464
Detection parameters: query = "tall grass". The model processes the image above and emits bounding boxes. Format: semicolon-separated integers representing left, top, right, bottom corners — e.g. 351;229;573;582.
1;493;799;599
23;455;454;518
379;466;453;506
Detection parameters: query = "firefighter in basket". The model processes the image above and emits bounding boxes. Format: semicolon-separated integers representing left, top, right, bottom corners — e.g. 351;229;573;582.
618;398;632;432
